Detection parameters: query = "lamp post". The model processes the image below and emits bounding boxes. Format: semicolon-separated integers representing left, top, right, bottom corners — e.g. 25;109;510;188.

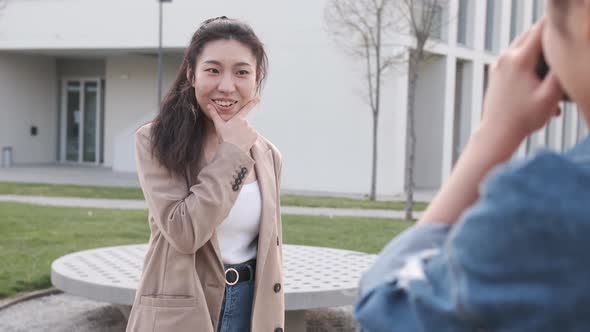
157;0;172;111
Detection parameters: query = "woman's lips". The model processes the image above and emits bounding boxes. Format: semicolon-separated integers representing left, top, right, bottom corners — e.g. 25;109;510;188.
212;99;238;113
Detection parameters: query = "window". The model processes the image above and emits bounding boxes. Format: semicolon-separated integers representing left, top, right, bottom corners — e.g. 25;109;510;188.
457;0;475;47
431;4;444;39
485;0;497;51
413;1;445;40
533;0;545;22
457;0;468;44
510;0;525;41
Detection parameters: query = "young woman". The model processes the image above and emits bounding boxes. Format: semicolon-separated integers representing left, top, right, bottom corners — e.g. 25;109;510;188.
126;17;285;332
355;1;590;331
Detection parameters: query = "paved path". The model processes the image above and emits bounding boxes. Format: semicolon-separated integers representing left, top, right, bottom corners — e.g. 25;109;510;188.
0;195;422;219
0;165;436;202
0;293;356;332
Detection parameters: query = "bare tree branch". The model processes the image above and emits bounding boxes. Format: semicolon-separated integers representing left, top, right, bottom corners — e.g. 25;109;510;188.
325;0;398;200
324;0;449;203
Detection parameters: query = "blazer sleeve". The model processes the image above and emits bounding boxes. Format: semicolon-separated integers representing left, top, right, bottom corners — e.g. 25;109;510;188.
135;128;255;254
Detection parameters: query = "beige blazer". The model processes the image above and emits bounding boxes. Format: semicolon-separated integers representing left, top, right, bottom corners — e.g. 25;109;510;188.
126;123;284;332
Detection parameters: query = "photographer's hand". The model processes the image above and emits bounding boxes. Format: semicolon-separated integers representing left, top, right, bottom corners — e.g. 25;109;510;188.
418;19;563;226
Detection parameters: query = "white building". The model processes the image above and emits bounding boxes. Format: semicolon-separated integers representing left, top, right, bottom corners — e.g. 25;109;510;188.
0;0;586;198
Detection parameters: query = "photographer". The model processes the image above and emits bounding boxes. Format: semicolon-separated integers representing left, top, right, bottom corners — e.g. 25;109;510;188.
354;1;590;331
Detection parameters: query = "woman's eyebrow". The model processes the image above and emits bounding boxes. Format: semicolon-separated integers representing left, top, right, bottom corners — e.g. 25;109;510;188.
202;60;252;67
202;60;222;66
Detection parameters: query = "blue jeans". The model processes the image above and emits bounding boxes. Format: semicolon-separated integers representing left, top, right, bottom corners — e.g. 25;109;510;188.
217;260;255;332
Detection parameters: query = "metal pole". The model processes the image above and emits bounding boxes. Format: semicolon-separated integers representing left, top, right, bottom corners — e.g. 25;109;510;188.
157;0;163;111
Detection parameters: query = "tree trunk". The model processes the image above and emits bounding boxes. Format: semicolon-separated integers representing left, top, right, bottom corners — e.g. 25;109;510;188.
405;51;423;221
370;114;378;200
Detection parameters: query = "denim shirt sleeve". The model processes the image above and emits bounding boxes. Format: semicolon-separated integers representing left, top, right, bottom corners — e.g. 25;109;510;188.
356;223;451;299
354;151;590;332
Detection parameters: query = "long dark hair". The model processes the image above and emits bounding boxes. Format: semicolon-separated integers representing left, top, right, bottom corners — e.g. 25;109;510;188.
150;17;268;178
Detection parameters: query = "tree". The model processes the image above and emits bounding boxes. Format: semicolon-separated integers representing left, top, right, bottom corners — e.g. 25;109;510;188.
324;0;400;201
325;0;447;211
399;0;446;220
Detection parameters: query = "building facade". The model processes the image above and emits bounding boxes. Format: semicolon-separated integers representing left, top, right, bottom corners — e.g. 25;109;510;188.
0;0;585;197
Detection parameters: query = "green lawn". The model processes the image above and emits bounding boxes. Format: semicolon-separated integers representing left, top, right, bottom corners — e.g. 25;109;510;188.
0;182;145;200
0;202;411;299
0;182;428;211
281;194;428;211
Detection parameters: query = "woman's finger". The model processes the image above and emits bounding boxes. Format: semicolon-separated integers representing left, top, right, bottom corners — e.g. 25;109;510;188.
232;97;260;121
205;104;225;130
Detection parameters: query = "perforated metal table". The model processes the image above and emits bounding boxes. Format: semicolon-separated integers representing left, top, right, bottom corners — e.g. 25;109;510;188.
51;244;376;331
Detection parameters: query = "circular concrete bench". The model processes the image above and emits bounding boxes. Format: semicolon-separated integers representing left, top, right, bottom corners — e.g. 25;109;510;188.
51;244;376;331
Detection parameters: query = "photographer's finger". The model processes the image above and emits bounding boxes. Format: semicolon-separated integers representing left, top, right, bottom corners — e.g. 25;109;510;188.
519;19;544;65
510;28;531;49
536;72;564;108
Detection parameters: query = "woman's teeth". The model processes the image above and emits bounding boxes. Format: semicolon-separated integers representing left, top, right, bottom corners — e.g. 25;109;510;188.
214;100;235;107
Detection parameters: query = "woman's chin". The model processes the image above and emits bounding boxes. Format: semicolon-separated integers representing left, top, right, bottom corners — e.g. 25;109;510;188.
218;112;236;122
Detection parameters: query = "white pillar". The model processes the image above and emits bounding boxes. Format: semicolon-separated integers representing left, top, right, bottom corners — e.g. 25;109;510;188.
571;104;581;147
441;0;459;181
441;55;457;180
468;0;487;134
552;111;565;152
499;0;512;49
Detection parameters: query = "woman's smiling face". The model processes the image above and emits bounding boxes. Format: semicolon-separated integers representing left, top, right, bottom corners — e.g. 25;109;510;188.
193;39;258;122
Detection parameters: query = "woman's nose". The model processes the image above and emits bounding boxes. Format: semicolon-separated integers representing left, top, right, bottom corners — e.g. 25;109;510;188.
217;73;236;93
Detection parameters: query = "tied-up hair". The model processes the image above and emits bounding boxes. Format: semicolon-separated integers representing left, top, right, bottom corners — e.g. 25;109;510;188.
150;17;268;178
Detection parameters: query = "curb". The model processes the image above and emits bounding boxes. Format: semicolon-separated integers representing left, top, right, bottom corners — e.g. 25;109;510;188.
0;288;63;311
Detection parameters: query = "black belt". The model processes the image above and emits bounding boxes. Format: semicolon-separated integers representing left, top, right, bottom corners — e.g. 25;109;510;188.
224;259;256;286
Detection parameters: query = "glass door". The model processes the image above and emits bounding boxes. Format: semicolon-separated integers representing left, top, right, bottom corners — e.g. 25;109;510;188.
61;78;103;164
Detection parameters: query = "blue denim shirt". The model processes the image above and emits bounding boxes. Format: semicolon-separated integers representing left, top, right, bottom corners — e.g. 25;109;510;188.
354;135;590;332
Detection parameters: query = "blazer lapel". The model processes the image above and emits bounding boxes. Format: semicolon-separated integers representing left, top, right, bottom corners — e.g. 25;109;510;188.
188;140;277;283
251;139;277;291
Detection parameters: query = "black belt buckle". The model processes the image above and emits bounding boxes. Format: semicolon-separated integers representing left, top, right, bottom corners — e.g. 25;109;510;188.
224;261;255;286
225;268;240;286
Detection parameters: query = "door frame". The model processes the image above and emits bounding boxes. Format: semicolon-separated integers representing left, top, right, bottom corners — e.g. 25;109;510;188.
59;77;103;165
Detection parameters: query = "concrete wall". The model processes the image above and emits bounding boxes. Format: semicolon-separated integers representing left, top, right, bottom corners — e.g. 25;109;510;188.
85;0;409;196
104;54;180;171
414;55;446;189
0;54;57;164
57;58;105;78
1;0;584;197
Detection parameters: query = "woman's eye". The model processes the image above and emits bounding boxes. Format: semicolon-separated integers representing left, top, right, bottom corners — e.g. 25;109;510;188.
205;68;219;74
237;70;249;76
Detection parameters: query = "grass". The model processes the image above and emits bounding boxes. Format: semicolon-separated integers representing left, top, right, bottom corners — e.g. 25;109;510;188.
0;202;411;299
282;214;412;254
281;194;428;211
0;182;145;200
0;182;428;211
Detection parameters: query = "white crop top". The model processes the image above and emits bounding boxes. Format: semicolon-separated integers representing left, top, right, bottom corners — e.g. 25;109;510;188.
216;181;262;264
